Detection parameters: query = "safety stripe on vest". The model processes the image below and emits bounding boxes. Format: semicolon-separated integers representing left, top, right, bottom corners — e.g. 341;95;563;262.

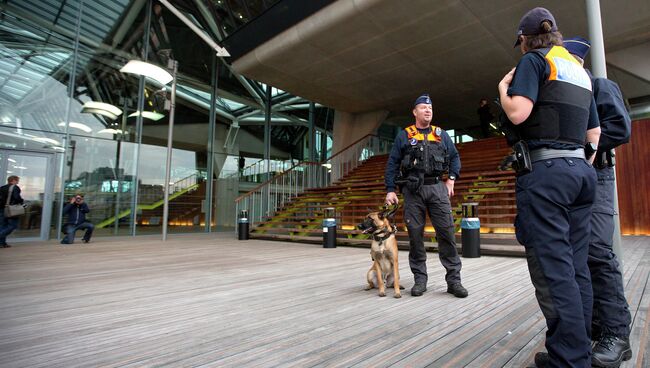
405;124;441;142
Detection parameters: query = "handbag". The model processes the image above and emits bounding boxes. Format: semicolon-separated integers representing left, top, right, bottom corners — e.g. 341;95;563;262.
4;185;25;218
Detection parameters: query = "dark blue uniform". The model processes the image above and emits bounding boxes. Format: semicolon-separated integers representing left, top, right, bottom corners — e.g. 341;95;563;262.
588;74;632;340
508;49;599;367
385;126;462;287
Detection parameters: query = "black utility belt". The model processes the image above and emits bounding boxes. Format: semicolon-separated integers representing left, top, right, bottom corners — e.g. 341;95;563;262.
502;142;586;176
423;176;441;185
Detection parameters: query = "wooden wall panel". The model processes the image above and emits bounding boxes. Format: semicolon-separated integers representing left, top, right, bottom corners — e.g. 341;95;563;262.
615;119;650;235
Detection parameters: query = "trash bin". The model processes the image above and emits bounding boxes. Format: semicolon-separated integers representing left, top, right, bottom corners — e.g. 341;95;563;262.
238;209;249;240
323;207;337;248
461;202;480;258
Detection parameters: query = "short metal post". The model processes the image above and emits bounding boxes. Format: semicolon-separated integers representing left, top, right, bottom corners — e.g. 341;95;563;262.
323;207;337;248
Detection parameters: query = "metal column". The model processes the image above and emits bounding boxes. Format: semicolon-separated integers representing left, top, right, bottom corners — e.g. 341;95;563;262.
586;0;623;264
264;85;272;216
586;0;607;78
130;0;152;236
56;0;82;241
161;60;178;241
205;53;218;232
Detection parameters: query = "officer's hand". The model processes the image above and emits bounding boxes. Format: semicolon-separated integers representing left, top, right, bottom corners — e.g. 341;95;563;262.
385;192;399;205
445;179;455;197
499;67;516;92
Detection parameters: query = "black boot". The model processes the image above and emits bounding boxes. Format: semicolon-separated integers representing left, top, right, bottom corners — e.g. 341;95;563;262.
534;352;549;367
592;335;632;367
410;283;427;296
447;283;468;298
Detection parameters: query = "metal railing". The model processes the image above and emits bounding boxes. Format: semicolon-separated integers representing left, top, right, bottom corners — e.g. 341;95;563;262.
169;171;205;195
222;158;300;183
234;134;393;229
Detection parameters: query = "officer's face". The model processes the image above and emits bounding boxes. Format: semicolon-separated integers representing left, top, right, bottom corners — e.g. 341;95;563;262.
413;104;433;124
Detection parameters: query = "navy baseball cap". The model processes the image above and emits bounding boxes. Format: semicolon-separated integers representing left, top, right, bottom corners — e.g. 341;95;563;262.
564;37;591;60
514;7;558;47
414;94;432;107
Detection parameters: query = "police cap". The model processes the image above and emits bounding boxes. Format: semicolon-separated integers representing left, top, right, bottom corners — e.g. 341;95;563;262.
514;7;558;47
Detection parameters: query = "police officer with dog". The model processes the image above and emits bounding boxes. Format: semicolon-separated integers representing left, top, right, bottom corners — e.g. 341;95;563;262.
498;8;601;367
384;94;468;299
564;36;633;368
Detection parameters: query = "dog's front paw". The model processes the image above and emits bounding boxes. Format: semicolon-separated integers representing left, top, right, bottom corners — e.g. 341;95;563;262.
378;291;386;297
394;293;402;298
364;284;374;290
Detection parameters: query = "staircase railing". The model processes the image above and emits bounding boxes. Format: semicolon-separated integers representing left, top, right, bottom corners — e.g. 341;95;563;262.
96;171;205;228
234;134;393;228
224;158;300;183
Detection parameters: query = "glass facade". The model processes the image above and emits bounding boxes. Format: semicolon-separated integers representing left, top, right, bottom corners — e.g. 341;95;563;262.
0;0;333;241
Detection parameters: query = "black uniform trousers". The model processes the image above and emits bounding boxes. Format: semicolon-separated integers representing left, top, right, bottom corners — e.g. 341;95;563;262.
515;157;596;368
589;166;631;339
403;181;462;286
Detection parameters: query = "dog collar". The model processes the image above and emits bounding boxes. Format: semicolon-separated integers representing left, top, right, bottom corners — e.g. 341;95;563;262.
372;224;398;243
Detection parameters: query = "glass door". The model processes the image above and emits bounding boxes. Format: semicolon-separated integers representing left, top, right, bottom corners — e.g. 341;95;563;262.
0;150;55;241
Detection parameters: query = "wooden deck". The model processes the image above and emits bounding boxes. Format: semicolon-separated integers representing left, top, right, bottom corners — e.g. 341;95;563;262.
0;234;648;367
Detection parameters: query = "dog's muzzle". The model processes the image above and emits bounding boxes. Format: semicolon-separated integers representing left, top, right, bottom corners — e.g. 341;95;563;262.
357;220;376;234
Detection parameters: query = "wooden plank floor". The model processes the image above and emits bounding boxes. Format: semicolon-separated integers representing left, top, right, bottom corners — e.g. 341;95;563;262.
0;234;648;368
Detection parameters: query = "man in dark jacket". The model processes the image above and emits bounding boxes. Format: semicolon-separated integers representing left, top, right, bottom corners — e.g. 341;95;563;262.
61;194;94;244
564;36;633;368
0;175;24;248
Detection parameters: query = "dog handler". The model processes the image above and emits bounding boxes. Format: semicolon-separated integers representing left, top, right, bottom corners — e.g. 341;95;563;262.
498;8;600;367
384;94;468;298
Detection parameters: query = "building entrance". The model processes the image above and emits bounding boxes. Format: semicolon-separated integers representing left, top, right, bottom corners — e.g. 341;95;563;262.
0;150;55;242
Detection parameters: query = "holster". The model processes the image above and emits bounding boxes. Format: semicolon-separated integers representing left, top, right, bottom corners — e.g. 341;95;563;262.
594;149;615;169
512;141;532;174
499;141;533;175
405;175;422;192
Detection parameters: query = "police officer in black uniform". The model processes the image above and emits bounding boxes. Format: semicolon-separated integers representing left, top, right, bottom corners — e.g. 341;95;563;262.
384;94;468;299
565;36;633;367
498;8;601;368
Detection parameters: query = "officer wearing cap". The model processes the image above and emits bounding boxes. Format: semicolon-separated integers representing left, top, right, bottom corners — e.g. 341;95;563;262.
565;36;633;367
384;94;467;298
498;7;601;368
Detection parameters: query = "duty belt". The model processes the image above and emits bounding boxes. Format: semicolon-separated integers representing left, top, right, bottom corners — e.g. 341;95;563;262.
423;176;441;185
529;148;585;162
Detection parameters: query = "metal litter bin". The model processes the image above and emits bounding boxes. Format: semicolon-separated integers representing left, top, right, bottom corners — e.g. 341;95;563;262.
238;209;249;240
461;202;480;258
323;207;337;248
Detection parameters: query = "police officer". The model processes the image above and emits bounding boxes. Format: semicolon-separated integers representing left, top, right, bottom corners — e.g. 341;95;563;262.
384;94;468;299
565;36;633;367
498;8;601;368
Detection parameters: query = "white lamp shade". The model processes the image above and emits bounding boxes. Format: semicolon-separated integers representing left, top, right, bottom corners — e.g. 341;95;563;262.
58;121;93;133
120;60;173;85
81;101;122;120
128;111;165;121
98;129;124;135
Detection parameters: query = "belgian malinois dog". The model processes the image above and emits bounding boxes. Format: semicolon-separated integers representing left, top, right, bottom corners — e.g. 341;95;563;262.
357;205;402;298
